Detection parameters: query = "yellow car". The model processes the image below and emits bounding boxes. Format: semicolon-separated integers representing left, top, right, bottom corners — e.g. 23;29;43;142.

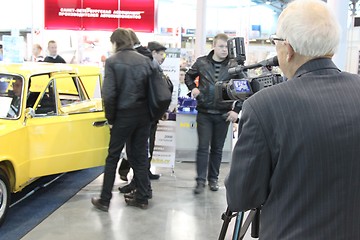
0;62;109;226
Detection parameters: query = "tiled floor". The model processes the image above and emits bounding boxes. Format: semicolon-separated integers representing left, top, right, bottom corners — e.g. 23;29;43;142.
21;162;254;240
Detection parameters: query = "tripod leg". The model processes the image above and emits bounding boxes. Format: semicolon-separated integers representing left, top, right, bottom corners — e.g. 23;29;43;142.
239;209;257;239
232;211;244;240
251;208;260;238
218;207;236;240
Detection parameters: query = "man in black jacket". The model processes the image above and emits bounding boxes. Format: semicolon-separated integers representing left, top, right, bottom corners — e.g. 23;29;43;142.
43;40;66;63
185;33;242;194
117;30;161;187
91;28;154;210
120;40;168;184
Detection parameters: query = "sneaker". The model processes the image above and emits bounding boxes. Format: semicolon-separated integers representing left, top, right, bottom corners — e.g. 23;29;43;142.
209;181;219;191
193;182;205;194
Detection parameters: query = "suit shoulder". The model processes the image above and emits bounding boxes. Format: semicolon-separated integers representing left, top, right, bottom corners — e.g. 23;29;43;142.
247;80;290;104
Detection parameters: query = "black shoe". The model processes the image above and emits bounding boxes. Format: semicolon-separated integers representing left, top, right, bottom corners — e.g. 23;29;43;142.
149;171;160;180
124;198;148;209
124;190;135;199
118;183;136;193
209;181;219;191
118;158;130;181
124;190;152;199
193;182;205;194
91;197;109;212
119;175;128;181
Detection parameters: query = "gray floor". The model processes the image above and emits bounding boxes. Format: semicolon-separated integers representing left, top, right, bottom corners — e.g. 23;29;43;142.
21;162;254;240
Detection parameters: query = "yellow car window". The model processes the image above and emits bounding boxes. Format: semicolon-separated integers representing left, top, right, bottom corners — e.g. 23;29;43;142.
0;75;24;119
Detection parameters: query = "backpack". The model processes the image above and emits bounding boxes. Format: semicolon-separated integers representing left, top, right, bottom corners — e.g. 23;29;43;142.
148;68;173;121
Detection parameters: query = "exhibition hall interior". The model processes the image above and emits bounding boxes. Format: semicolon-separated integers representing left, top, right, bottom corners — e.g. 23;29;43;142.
0;0;359;239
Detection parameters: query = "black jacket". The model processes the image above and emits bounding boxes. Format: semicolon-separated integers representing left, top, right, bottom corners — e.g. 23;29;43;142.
185;50;242;114
43;55;66;63
102;48;154;124
135;45;153;60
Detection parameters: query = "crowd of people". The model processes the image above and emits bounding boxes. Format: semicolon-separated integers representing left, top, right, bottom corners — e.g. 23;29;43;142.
92;0;360;239
28;40;68;63
4;0;359;238
88;27;241;211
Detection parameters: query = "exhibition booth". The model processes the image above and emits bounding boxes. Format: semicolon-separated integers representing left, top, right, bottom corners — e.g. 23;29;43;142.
0;0;357;170
1;1;359;239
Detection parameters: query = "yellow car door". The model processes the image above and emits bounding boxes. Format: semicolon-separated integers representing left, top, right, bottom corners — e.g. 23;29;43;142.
26;72;109;178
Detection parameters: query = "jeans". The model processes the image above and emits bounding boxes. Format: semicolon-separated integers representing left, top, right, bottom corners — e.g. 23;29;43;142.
195;112;229;184
101;112;151;204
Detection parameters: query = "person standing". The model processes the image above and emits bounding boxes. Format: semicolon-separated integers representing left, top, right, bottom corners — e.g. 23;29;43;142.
146;41;169;180
7;78;23;118
185;33;242;194
225;0;360;239
31;44;44;62
129;28;153;60
178;67;189;98
43;40;66;63
91;28;154;210
117;29;157;186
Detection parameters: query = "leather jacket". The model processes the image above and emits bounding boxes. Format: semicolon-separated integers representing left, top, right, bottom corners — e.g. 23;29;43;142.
102;48;154;124
185;50;242;114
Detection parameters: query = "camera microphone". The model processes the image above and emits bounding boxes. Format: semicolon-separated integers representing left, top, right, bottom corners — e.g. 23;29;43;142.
228;56;279;75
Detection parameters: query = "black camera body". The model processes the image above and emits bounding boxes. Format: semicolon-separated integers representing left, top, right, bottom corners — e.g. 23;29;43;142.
215;72;284;102
215;37;284;102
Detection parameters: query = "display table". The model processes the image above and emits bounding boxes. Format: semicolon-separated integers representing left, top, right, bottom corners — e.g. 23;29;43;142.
175;111;233;162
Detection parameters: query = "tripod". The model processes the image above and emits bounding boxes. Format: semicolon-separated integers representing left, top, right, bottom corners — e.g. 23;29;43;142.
218;207;260;240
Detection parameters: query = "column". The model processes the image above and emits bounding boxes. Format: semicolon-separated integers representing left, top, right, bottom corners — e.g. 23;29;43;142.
195;0;207;58
327;0;349;70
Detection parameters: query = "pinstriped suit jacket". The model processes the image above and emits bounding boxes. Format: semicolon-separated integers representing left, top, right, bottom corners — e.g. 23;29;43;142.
225;58;360;239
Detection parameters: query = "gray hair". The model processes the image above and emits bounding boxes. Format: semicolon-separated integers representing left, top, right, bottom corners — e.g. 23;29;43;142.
277;0;340;57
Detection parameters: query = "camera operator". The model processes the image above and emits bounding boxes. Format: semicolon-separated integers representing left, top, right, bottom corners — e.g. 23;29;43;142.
185;33;242;194
225;0;360;239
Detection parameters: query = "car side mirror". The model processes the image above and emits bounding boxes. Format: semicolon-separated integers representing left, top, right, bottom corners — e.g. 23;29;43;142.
25;108;35;119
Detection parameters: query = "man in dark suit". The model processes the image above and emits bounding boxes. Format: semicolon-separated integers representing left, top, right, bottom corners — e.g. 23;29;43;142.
225;0;360;239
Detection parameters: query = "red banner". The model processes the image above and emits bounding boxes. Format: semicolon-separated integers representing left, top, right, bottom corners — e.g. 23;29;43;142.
44;0;82;30
119;0;155;32
44;0;155;32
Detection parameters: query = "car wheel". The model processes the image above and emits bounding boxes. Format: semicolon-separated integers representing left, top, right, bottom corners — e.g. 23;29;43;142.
0;169;10;226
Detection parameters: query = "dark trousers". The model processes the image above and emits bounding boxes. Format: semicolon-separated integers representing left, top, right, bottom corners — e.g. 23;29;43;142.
148;121;158;161
119;120;158;174
101;113;151;204
195;112;229;183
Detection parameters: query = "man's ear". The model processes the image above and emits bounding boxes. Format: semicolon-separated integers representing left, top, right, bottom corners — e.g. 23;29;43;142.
286;43;295;62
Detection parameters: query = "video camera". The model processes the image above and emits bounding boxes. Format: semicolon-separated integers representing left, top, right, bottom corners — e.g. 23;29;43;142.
214;37;284;102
